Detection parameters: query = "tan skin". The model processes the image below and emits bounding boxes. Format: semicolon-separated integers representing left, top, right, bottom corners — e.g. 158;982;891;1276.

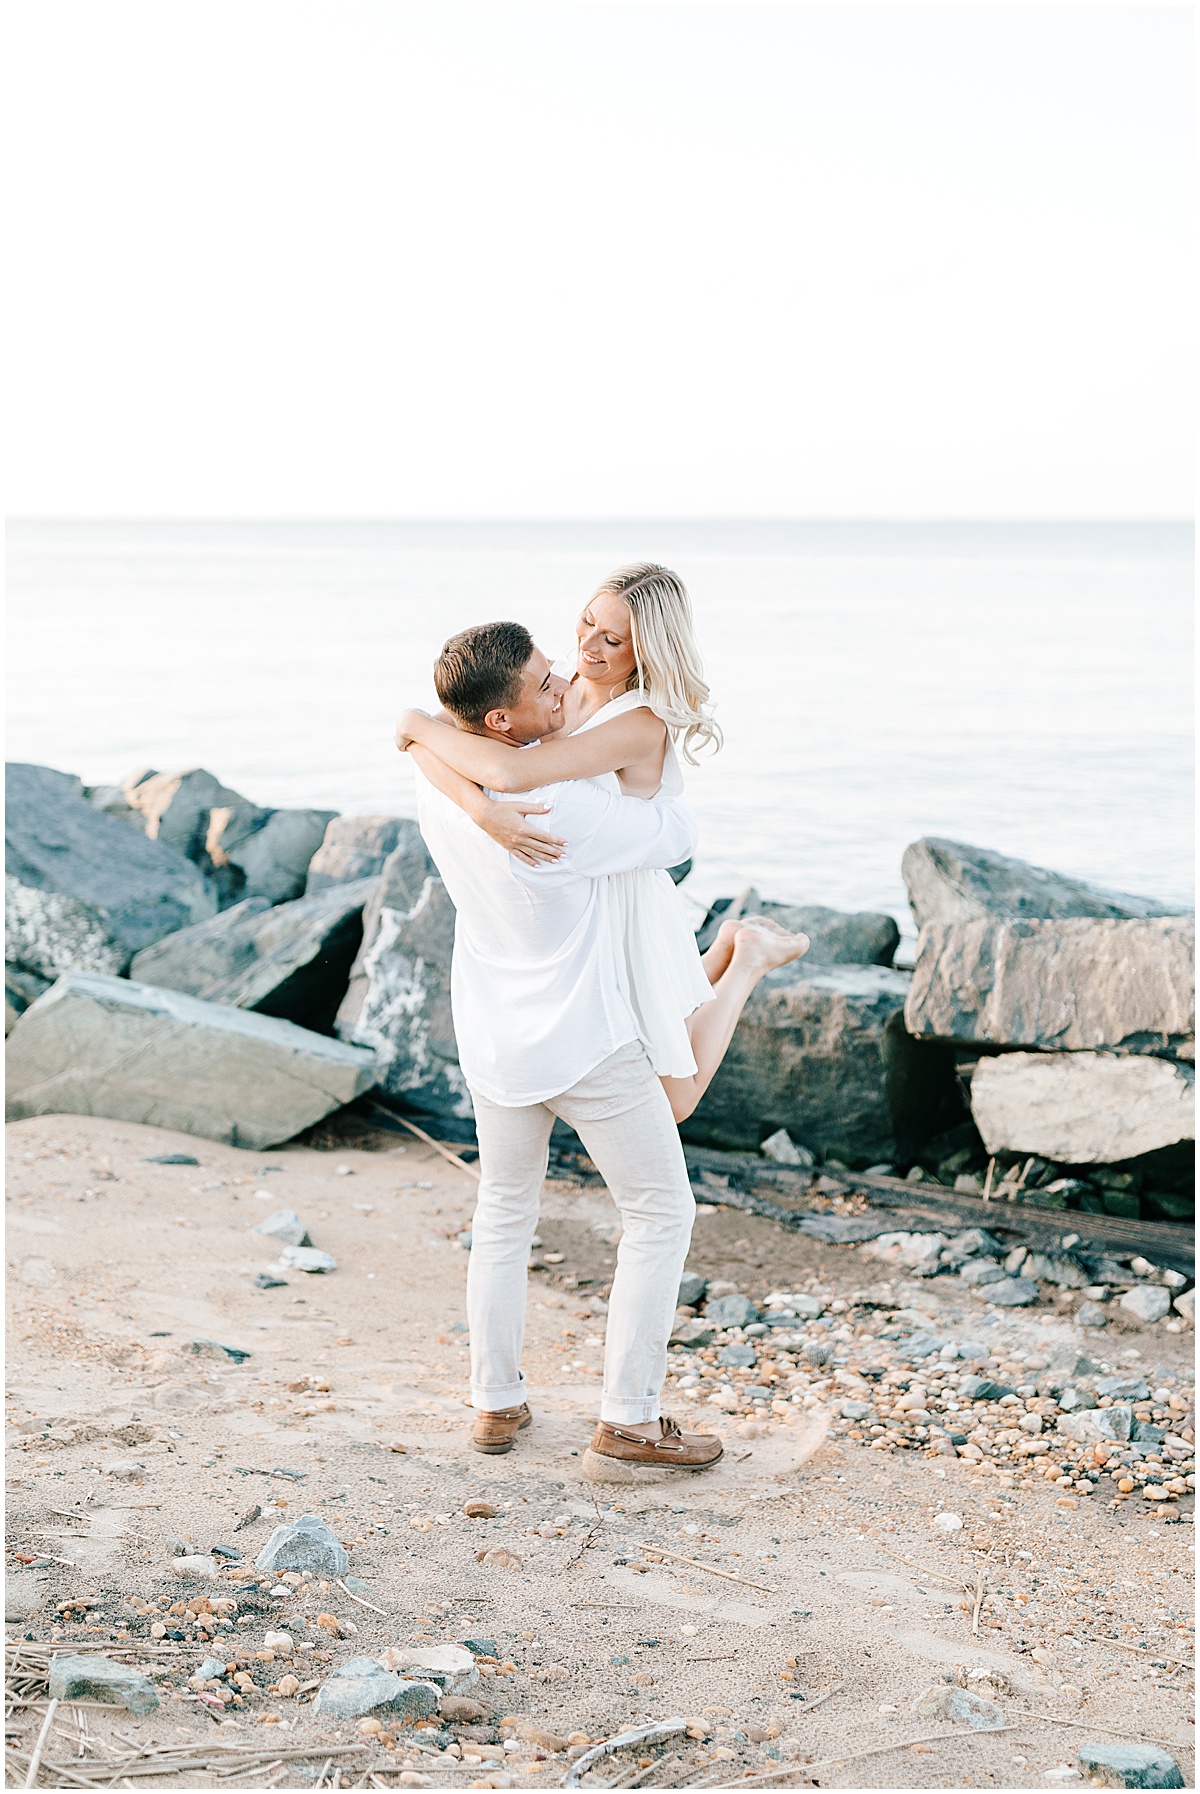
399;623;809;1444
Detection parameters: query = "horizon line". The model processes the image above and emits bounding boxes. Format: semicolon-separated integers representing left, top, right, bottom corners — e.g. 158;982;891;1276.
8;514;1194;528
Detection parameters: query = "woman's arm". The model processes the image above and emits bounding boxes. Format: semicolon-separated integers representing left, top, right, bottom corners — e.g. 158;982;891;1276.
405;744;566;866
396;706;664;794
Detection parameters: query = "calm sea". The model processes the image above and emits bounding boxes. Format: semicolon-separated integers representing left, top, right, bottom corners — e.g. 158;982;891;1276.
6;520;1193;946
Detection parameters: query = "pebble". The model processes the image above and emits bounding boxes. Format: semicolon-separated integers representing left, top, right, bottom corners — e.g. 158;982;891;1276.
253;1271;289;1290
262;1630;294;1653
717;1343;757;1369
170;1555;218;1579
463;1501;498;1519
1120;1286;1172;1324
252;1210;311;1246
379;1644;478;1693
143;1153;199;1165
677;1272;708;1306
932;1512;963;1534
278;1245;337;1274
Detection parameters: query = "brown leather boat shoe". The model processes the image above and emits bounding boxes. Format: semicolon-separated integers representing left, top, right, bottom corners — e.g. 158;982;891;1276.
587;1414;723;1471
472;1403;532;1455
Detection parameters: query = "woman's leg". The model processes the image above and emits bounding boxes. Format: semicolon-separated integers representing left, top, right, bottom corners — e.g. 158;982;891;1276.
661;922;809;1123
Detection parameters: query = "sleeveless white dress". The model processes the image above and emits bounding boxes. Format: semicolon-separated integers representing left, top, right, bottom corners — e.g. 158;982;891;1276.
570;689;715;1078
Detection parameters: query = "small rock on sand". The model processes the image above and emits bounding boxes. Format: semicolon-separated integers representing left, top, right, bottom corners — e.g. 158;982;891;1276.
48;1654;160;1715
1074;1743;1185;1788
255;1514;349;1577
912;1683;1004;1729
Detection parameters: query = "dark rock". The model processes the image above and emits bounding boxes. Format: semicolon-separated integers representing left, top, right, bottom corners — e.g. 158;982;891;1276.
130;880;374;1035
905;916;1194;1056
48;1653;159;1715
704;1294;759;1327
985;1278;1040;1307
5;963;50;1033
1095;1377;1151;1400
143;1153;199;1165
667;860;692;886
901;837;1187;930
959;1377;1015;1401
6;762;215;974
255;1514;349;1577
670;1319;716;1348
797;1214;895;1244
1023;1251;1091;1289
336;832;466;1121
119;768;336;907
696;887;899;966
314;1667;440;1720
677;1272;708;1307
306;816;418;894
253;1271;288;1290
460;1638;499;1659
1074;1743;1183;1787
5;972;377;1149
683;961;960;1161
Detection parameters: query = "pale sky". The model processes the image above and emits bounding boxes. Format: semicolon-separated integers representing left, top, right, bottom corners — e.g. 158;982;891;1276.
7;3;1193;518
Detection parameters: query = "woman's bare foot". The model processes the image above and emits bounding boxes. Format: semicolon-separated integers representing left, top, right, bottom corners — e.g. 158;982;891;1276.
699;916;742;985
730;918;810;972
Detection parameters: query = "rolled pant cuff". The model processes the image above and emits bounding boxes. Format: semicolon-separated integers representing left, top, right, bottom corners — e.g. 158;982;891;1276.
471;1378;527;1412
600;1397;661;1424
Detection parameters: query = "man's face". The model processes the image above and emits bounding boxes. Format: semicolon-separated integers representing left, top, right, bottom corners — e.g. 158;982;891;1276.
485;647;568;744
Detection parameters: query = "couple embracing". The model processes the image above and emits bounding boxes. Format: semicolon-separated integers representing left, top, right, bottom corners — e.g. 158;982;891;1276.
395;563;808;1475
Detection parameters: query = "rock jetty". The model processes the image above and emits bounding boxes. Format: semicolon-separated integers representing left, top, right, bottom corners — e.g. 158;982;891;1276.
4;767;1194;1230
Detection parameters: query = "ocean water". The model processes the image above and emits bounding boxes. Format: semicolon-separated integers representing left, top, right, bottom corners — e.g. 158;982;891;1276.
6;519;1193;944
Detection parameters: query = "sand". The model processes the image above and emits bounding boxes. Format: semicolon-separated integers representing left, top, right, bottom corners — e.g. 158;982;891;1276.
5;1110;1195;1789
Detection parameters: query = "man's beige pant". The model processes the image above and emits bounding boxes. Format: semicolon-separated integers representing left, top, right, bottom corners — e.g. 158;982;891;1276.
467;1040;695;1425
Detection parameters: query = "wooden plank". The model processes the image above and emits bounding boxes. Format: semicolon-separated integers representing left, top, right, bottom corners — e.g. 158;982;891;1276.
677;1144;1193;1276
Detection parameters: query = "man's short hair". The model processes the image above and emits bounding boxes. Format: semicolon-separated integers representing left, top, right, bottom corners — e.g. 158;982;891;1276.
434;621;534;726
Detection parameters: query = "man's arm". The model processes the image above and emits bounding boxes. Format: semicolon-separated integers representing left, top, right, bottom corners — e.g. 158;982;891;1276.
521;780;698;880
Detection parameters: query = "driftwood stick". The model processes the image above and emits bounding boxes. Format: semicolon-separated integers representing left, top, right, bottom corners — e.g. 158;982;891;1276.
366;1107;480;1180
634;1542;774;1594
335;1579;389;1617
24;1698;59;1787
734;1723;1021;1784
1106;1640;1195;1669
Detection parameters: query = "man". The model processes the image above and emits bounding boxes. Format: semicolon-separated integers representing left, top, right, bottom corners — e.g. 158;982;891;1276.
399;620;722;1473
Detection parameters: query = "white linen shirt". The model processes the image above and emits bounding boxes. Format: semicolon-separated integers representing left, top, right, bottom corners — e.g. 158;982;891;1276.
414;765;698;1106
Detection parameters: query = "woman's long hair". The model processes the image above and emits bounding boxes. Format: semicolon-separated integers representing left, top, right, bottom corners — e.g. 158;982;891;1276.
591;562;722;763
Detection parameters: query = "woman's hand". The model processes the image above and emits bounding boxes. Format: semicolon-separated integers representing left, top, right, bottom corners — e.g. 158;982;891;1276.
476;796;566;867
394;708;430;752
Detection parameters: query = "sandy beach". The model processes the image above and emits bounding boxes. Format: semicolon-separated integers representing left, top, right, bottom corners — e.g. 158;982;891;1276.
6;1109;1195;1789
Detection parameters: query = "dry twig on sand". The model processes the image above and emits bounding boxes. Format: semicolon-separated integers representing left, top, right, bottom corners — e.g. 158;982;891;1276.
634;1542;774;1595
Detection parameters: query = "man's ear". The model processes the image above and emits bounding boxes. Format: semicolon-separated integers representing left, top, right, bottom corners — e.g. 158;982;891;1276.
483;708;513;736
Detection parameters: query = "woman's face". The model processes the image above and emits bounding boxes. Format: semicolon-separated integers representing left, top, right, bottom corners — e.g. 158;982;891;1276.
576;590;637;686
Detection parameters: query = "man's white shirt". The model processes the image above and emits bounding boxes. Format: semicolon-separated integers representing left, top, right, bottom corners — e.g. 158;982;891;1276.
414;766;697;1106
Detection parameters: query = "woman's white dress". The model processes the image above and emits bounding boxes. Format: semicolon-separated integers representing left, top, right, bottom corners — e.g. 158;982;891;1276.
570;689;715;1078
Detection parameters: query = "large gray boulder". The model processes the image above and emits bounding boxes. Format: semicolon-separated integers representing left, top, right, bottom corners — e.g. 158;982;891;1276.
336;846;470;1122
129;879;374;1034
120;768;336;907
971;1052;1195;1164
906;916;1195;1056
5;963;50;1035
6;971;377;1149
5;762;216;975
682;962;959;1162
696;886;899;966
306;816;419;893
902;837;1185;930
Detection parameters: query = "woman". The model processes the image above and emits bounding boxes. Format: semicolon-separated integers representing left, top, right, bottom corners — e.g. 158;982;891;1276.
396;562;808;1121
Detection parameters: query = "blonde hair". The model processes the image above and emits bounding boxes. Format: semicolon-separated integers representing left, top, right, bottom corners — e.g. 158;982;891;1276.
591;562;722;763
